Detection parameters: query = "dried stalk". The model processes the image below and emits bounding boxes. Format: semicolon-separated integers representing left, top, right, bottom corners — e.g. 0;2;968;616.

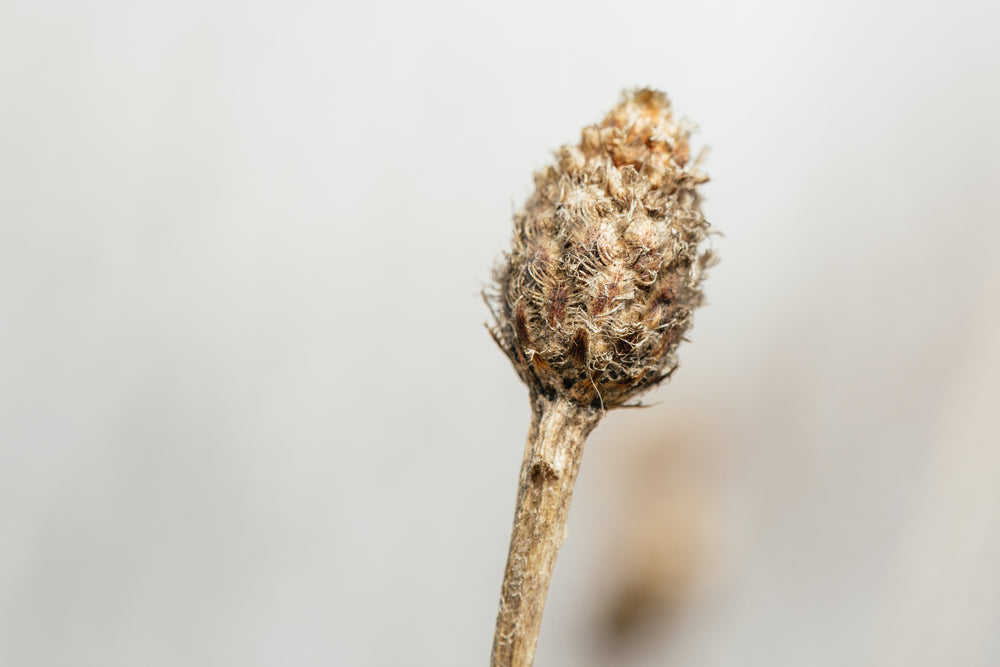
486;88;714;666
491;395;601;667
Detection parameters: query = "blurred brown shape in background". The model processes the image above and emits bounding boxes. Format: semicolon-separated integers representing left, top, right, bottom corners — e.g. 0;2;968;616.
595;423;710;655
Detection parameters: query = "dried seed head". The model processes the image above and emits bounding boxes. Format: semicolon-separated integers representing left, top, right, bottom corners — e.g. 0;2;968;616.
488;88;714;409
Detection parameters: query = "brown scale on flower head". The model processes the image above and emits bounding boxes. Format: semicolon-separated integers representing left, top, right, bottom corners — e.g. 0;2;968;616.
488;88;714;409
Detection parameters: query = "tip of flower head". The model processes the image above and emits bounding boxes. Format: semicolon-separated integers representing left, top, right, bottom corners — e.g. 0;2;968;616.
605;88;672;133
580;88;702;190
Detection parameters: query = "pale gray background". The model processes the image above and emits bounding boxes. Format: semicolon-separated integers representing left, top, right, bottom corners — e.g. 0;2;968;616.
2;1;999;665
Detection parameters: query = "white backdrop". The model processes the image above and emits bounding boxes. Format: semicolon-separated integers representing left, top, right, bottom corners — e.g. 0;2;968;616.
2;1;999;665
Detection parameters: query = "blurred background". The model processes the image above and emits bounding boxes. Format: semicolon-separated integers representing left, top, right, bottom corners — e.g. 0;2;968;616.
2;1;998;665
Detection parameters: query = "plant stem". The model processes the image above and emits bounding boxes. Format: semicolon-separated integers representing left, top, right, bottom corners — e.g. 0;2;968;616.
491;395;602;667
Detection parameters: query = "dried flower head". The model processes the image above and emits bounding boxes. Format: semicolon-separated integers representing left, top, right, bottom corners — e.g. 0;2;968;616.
489;88;714;409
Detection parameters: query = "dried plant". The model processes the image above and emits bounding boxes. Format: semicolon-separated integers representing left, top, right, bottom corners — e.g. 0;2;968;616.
486;88;715;667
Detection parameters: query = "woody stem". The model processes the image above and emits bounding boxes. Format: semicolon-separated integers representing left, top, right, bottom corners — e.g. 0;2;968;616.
491;395;602;667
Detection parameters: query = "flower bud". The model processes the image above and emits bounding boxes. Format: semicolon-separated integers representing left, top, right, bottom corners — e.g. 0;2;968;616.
489;89;714;409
